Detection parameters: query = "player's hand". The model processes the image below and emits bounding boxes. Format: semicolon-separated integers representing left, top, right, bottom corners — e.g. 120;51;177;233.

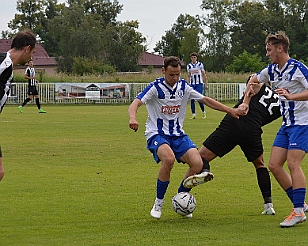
129;119;139;132
238;103;249;115
275;88;290;98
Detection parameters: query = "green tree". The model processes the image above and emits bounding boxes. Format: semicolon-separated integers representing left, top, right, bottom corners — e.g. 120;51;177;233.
226;50;267;73
103;21;146;72
201;0;233;72
154;14;204;61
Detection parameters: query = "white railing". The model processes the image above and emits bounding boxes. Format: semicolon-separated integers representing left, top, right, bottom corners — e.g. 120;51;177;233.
6;82;244;105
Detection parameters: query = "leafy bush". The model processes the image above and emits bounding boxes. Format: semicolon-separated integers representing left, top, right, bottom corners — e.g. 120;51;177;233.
226;51;266;73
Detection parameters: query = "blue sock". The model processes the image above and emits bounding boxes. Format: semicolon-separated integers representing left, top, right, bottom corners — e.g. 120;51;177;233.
285;186;293;203
178;180;191;193
293;188;306;208
156;179;169;199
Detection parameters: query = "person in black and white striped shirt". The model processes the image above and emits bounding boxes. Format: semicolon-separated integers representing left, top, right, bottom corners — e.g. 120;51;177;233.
18;59;46;113
0;29;37;181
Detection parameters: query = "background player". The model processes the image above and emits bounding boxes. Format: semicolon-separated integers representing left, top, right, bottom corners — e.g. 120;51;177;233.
18;59;46;113
187;52;208;119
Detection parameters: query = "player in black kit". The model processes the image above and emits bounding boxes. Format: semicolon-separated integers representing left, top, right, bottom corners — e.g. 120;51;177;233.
184;76;281;215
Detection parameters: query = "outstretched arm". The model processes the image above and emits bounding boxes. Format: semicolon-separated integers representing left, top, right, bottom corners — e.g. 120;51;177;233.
199;96;245;119
128;98;143;132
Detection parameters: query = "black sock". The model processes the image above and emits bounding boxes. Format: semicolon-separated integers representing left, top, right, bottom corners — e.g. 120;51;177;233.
35;98;41;109
202;158;211;172
256;167;272;204
22;98;31;107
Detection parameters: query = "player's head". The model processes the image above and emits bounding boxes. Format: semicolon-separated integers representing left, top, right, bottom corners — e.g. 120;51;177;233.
265;31;289;53
190;52;198;62
162;56;181;86
10;29;36;65
265;31;289;64
28;59;34;67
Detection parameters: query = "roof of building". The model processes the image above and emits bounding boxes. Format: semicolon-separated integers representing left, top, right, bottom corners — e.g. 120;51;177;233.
0;39;57;66
138;51;185;67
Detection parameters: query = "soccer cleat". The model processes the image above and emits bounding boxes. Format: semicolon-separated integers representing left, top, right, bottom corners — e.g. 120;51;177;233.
190;115;196;119
183;171;214;188
202;113;206;119
261;203;276;215
150;198;164;219
38;109;46;113
280;209;306;228
18;106;23;113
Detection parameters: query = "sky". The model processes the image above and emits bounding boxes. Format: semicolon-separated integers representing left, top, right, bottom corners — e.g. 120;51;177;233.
0;0;205;52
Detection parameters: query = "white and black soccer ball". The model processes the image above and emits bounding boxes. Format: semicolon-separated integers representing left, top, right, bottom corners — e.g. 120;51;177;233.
172;192;196;216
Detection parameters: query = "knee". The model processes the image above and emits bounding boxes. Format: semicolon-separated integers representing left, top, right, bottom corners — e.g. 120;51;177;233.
268;161;279;173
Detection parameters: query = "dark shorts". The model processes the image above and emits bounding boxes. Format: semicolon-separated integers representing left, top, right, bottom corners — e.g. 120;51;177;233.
28;86;39;96
203;117;263;162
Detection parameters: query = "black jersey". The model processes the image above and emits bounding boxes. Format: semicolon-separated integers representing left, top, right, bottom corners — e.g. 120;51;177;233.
204;83;281;161
0;53;13;113
228;83;281;127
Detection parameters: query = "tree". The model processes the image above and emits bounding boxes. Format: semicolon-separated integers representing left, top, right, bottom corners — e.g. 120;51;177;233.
154;14;204;61
200;0;233;72
103;21;146;71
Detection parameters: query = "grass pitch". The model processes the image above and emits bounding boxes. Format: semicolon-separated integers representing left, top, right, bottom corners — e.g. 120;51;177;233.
0;104;308;245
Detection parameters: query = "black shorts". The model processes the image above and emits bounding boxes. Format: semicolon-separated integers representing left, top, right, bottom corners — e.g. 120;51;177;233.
203;116;263;162
28;86;39;96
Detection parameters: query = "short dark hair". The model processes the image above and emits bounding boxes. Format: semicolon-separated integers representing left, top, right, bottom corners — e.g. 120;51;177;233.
11;29;36;50
265;31;289;53
190;52;198;57
163;56;181;70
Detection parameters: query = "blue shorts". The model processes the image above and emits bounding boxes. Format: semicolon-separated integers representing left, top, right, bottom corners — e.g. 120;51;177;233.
273;125;308;152
191;83;203;94
146;134;197;163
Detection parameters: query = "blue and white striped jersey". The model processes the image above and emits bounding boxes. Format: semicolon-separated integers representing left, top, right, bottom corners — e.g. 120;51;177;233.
25;66;36;86
0;52;13;113
257;58;308;126
136;77;204;140
187;61;205;85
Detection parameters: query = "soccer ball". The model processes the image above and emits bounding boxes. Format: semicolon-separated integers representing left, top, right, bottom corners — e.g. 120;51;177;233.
172;192;196;216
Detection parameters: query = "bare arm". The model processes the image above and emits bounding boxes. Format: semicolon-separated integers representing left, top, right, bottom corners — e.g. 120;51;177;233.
202;70;208;90
128;98;143;132
275;88;308;101
199;96;244;119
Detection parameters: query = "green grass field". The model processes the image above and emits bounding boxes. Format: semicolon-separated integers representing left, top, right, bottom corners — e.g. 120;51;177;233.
1;104;308;245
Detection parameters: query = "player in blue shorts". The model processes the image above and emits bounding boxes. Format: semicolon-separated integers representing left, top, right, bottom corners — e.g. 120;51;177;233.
128;56;246;219
249;31;308;227
187;52;208;119
0;29;37;181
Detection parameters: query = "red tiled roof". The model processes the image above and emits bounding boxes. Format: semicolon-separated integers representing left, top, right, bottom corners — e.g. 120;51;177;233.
0;39;57;66
138;52;185;67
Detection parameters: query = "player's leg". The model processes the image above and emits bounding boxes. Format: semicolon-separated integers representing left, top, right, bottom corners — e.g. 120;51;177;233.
0;147;4;181
278;148;307;227
147;135;174;219
183;145;216;188
34;90;46;113
252;155;275;215
19;93;32;112
196;84;206;118
190;99;196;119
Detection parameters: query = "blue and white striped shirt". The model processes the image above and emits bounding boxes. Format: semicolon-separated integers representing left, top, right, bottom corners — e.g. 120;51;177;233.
257;58;308;126
187;61;205;85
136;77;204;140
